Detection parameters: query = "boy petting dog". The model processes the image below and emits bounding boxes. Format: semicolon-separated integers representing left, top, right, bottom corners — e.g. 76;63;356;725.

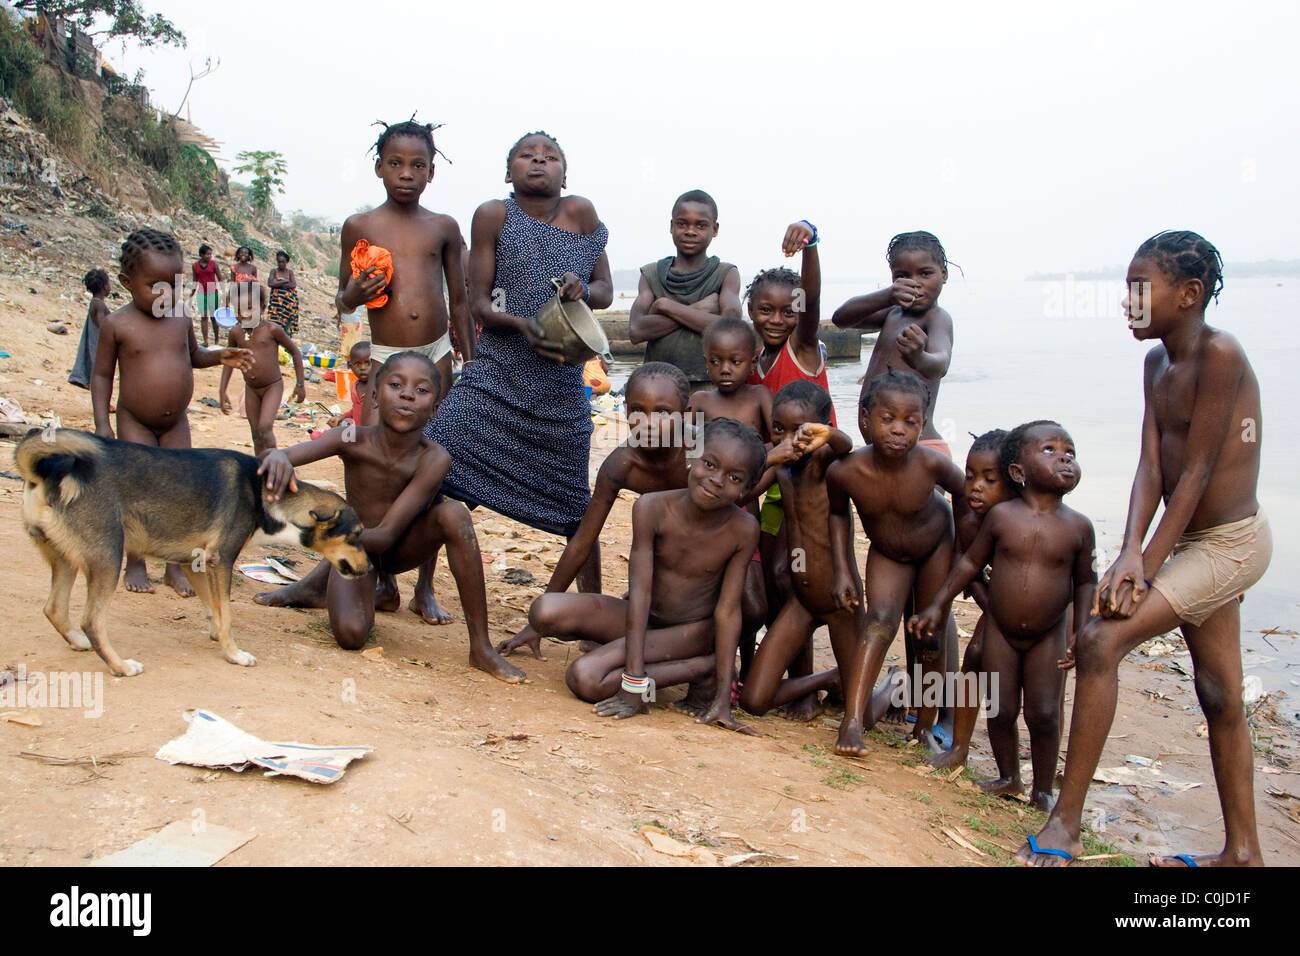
256;351;525;683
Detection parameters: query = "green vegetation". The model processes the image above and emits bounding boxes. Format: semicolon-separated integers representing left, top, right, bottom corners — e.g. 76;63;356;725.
235;149;287;217
0;17;89;151
821;769;862;791
14;1;186;49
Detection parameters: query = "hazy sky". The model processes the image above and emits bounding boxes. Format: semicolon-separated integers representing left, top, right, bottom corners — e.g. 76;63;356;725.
113;0;1299;281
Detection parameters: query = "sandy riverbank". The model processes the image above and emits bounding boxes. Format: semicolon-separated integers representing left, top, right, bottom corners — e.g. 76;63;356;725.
0;273;1297;866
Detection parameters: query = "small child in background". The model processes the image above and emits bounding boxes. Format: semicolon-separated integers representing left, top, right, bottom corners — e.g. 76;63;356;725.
827;370;966;755
912;421;1096;810
231;246;257;282
925;428;1011;770
218;280;306;457
92;228;253;595
688;317;772;438
328;341;373;428
192;243;223;347
68;268;110;389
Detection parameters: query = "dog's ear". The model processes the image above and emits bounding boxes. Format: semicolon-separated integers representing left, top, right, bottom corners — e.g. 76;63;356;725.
309;507;339;524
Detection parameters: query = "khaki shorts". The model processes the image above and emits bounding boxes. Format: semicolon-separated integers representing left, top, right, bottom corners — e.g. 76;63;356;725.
1150;510;1272;627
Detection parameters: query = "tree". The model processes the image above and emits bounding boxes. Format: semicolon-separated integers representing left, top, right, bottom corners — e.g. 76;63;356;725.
234;150;287;217
15;1;187;49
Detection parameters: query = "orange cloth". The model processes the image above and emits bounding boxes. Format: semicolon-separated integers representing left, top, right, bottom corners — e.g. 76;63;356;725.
349;239;393;309
583;356;610;393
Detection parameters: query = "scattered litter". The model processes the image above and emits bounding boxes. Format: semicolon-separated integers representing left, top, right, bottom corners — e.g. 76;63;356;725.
1094;765;1201;792
0;709;42;727
0;398;29;424
266;556;304;581
156;709;372;784
1242;675;1264;704
196;397;221;408
1142;640;1177;658
90;820;255;867
237;563;293;585
45;321;68;335
1124;754;1155;767
359;646;386;663
639;825;718;866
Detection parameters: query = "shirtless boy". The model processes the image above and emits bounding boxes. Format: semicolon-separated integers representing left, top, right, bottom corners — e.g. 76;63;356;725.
256;351;523;683
1018;231;1271;867
336;117;471;623
525;419;765;733
498;362;692;661
739;381;905;727
688;316;772;677
913;421;1096;810
218;280;306;456
828;370;966;756
338;117;472;409
91;228;253;596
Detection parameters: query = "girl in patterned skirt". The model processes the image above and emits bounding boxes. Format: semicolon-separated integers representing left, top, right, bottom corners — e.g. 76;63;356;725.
425;131;612;624
266;249;299;337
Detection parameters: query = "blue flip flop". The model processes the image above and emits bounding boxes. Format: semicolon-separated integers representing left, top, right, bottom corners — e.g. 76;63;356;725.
1150;853;1199;867
1025;833;1074;863
904;713;954;749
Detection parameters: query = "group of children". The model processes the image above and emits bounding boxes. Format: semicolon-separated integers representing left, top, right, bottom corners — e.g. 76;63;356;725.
71;115;1270;866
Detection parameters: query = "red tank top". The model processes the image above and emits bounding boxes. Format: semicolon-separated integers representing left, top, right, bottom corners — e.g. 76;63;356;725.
193;259;221;293
747;341;837;426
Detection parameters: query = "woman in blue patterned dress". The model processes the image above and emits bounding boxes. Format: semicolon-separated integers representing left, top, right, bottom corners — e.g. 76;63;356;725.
420;132;612;621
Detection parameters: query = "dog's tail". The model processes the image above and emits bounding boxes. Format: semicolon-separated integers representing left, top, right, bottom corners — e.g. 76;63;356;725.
15;428;103;506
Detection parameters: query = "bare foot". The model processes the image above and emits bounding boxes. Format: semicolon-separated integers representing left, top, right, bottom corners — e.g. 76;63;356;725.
375;574;400;613
977;775;1024;798
1014;818;1081;867
123;558;153;593
410;587;453;625
777;692;825;722
164;563;195;597
595;688;647;719
254;576;328;609
469;646;526;684
925;742;969;770
673;678;716;718
1030;789;1056;813
496;625;547;660
912;725;945;754
834;716;868;757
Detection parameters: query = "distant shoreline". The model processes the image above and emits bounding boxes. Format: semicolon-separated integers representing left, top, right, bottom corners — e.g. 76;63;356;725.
1027;260;1300;281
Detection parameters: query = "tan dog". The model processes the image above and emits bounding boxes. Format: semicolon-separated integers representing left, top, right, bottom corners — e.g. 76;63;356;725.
17;429;371;676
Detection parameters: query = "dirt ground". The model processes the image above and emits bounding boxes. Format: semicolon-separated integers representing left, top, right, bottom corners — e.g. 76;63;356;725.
0;271;1297;868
